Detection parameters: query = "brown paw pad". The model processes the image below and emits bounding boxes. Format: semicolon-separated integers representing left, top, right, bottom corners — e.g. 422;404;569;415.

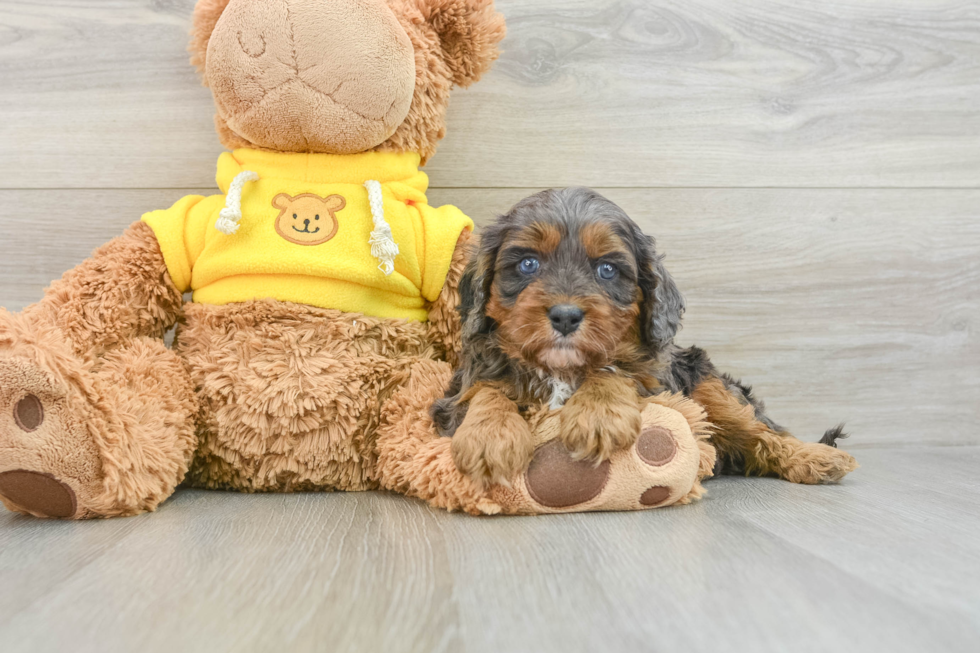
636;425;676;466
640;485;671;506
525;440;610;508
0;470;76;518
13;394;44;432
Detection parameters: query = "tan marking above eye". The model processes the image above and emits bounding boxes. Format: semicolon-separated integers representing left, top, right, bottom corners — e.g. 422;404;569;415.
507;222;562;255
580;222;628;260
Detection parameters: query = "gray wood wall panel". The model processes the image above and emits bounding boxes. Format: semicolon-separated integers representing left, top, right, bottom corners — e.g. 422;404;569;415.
1;0;978;188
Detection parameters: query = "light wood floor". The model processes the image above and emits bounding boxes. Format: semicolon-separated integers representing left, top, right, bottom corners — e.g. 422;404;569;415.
0;1;978;651
0;447;978;652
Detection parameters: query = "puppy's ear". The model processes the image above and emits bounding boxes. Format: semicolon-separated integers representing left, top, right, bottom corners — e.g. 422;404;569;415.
189;0;234;80
458;220;508;342
632;228;684;355
414;0;507;87
435;221;506;436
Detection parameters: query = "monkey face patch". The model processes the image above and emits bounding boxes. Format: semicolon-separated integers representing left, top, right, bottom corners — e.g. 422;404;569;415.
273;193;345;246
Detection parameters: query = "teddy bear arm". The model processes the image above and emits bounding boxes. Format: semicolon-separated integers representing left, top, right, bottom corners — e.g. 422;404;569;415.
425;228;474;366
22;220;183;357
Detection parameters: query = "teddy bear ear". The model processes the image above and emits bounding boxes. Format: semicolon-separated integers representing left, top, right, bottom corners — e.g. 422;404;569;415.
323;195;347;212
189;0;234;82
272;193;293;210
414;0;507;87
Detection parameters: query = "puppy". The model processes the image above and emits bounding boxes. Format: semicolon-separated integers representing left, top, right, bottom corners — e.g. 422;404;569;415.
433;187;858;489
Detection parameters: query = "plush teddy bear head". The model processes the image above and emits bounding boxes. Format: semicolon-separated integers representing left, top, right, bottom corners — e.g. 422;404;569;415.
190;0;505;162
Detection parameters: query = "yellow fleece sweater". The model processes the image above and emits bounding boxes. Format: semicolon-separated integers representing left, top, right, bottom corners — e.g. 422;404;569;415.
141;150;472;321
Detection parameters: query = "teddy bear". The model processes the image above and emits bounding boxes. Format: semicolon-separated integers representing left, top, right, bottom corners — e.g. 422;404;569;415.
0;0;713;519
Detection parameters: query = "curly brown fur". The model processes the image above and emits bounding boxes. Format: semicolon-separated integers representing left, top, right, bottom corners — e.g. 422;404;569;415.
189;0;233;77
380;0;505;163
0;315;198;518
375;359;500;515
23;221;183;358
448;382;536;489
692;378;857;483
435;187;857;485
177;299;441;493
559;371;642;463
409;0;506;86
425;229;475;367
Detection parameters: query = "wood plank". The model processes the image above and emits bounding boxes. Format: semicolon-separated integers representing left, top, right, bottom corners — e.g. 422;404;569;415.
0;446;977;653
1;0;978;189
710;446;980;615
0;187;976;446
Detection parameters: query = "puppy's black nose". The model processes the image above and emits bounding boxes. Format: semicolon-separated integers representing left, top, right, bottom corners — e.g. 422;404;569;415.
548;304;584;336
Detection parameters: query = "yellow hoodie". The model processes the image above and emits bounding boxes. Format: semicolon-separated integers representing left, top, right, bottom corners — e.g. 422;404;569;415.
141;149;473;322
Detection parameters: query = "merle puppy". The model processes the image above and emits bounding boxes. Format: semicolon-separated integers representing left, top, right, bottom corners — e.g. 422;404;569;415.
433;187;857;489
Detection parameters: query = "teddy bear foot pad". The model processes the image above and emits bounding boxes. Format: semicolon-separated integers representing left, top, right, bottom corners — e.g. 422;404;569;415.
0;469;77;519
0;356;95;519
490;401;712;514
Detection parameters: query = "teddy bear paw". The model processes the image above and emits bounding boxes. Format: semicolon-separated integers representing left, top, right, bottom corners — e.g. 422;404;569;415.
491;399;708;514
0;356;103;519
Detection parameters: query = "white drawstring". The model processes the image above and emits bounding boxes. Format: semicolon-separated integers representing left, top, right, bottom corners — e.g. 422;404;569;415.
216;170;259;235
364;180;399;276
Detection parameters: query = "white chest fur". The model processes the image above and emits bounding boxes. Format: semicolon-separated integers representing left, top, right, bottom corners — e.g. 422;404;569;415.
547;378;575;410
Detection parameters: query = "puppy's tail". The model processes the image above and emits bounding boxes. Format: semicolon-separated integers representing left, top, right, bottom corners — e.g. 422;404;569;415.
818;424;849;448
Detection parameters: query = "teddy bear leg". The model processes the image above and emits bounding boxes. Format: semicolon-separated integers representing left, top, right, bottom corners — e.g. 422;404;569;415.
0;328;198;519
375;359;500;515
0;221;196;518
488;392;715;513
377;362;715;515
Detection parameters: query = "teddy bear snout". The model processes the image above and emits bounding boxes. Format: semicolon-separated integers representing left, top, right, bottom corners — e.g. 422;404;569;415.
205;0;416;154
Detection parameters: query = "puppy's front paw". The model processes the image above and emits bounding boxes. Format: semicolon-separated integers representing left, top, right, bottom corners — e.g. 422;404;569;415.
451;412;536;490
560;394;642;463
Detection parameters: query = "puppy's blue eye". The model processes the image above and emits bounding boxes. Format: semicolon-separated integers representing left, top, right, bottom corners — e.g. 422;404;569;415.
518;257;540;275
597;262;618;280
